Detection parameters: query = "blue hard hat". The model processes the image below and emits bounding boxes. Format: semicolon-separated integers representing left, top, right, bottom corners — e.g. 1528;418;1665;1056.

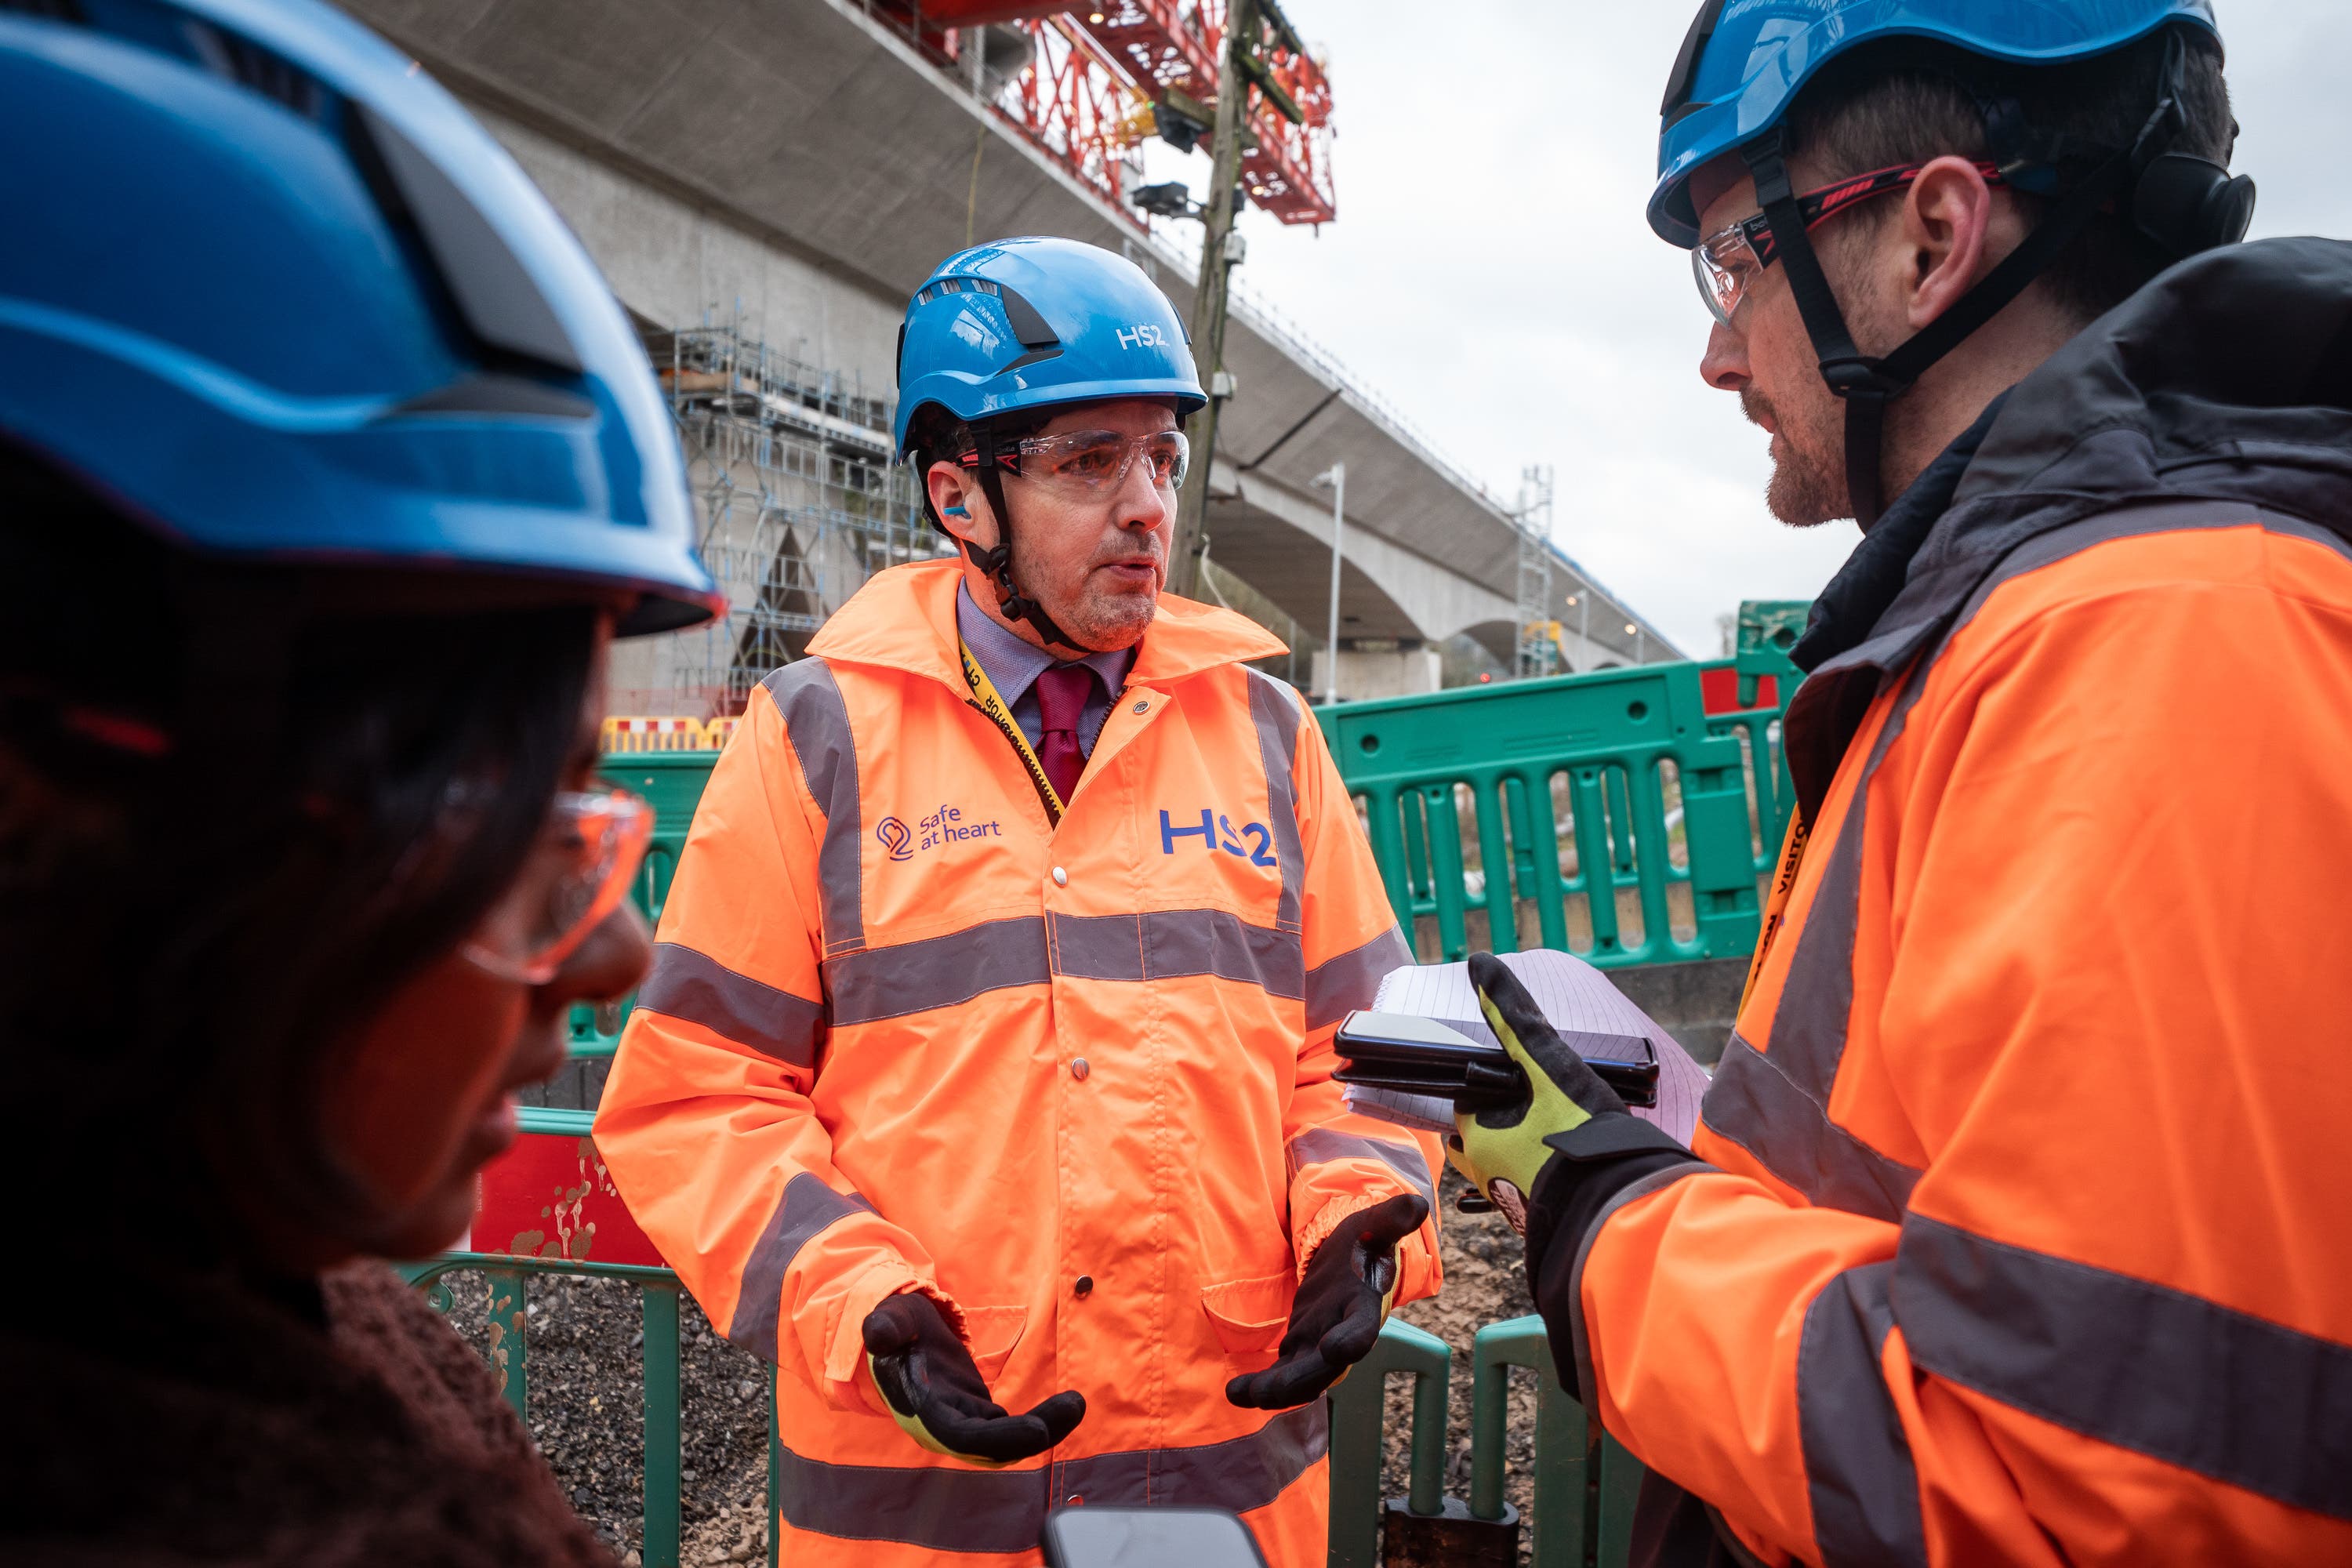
0;0;722;635
1650;0;2222;247
893;237;1205;458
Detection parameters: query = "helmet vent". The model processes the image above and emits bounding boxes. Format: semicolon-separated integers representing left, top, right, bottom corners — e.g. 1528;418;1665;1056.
183;20;321;119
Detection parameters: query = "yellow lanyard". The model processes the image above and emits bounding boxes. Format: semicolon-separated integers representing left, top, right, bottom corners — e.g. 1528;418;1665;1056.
1739;808;1811;1016
959;637;1067;824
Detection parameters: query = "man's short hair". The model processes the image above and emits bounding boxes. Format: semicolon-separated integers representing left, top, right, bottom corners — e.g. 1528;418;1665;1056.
1784;23;2234;325
905;404;1051;513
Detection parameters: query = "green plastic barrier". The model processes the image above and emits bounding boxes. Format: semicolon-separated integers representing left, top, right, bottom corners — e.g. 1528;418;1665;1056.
568;752;712;1058
404;1251;689;1567
1316;650;1798;969
1325;1316;1450;1568
1472;1316;1646;1568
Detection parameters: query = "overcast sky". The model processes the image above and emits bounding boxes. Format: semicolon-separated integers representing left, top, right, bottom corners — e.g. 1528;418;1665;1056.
1136;2;2352;657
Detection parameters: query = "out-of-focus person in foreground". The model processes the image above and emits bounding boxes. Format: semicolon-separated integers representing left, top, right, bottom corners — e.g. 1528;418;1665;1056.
1445;2;2352;1564
0;1;720;1563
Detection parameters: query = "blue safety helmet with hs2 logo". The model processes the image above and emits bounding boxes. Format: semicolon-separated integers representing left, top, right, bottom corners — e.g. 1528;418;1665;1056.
894;236;1205;652
891;236;1205;459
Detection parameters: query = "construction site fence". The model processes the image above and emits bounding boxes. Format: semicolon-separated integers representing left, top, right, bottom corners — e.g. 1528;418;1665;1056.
1314;602;1807;968
410;1170;1646;1568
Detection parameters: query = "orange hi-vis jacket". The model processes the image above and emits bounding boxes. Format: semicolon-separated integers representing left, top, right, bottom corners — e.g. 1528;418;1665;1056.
1544;241;2352;1566
595;559;1440;1567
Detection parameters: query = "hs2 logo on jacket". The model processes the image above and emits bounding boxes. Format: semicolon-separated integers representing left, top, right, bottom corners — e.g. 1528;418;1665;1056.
1161;808;1278;867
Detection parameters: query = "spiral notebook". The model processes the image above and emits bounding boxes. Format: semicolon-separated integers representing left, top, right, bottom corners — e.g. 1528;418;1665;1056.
1345;949;1708;1144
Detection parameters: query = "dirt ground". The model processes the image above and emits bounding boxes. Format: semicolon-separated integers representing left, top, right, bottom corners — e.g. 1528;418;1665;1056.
445;1167;1553;1566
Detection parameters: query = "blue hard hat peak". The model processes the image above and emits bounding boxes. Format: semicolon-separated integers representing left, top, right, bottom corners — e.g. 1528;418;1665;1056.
1649;0;2223;247
894;236;1204;457
0;0;722;635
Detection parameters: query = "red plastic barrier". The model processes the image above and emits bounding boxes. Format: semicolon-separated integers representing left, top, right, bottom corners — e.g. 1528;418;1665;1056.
1700;666;1778;715
469;1127;663;1268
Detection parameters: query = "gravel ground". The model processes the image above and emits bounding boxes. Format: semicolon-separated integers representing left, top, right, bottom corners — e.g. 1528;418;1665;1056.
443;1168;1557;1566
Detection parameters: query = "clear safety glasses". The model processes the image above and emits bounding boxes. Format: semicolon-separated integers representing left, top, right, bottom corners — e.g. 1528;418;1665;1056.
1693;160;2009;325
963;428;1191;497
462;786;654;986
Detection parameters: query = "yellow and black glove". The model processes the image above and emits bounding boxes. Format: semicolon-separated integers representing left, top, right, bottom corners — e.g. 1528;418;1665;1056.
1451;952;1699;1237
863;1293;1086;1465
1225;1192;1428;1410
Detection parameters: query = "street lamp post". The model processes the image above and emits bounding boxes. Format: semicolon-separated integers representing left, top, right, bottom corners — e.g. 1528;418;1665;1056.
1314;463;1345;705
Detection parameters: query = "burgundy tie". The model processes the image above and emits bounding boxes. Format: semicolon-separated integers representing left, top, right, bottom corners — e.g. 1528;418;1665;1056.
1033;663;1095;806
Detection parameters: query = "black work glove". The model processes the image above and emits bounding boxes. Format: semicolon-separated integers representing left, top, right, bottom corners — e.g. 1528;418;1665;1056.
1452;952;1700;1237
1224;1191;1429;1410
863;1292;1086;1465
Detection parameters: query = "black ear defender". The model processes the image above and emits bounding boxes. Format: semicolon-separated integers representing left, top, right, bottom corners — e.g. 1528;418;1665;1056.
2132;151;2257;256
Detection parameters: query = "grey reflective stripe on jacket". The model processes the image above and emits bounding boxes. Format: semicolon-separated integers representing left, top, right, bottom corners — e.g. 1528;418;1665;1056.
772;1401;1329;1552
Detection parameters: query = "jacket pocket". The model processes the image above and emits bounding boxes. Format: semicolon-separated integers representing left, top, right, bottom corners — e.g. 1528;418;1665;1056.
958;1305;1029;1383
1200;1270;1294;1360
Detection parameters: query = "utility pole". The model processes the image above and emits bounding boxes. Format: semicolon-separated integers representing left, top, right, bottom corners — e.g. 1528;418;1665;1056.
1315;463;1345;703
1165;0;1308;601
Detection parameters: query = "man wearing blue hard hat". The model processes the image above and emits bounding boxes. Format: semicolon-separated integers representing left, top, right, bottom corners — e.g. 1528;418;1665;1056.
0;0;718;1560
1438;3;2352;1564
597;236;1443;1567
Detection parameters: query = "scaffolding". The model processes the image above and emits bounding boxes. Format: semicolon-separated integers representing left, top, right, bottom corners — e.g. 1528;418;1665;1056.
1513;463;1557;681
616;321;949;717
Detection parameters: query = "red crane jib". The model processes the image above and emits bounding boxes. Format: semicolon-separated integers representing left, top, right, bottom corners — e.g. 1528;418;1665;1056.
879;2;1336;227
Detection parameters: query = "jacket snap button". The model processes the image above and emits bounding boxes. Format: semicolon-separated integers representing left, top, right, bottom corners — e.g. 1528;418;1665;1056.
1070;1058;1090;1080
1051;866;1068;887
1075;1275;1094;1298
1131;700;1148;714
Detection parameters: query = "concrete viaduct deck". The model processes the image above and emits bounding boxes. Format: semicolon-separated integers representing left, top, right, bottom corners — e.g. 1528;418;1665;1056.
339;0;1677;693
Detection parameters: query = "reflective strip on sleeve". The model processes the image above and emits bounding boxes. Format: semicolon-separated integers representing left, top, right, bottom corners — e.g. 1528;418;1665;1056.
1798;1261;1928;1568
773;1401;1327;1551
760;660;865;956
1705;1033;1919;1223
633;942;826;1069
1894;1214;2352;1523
1048;909;1305;998
1243;669;1305;933
724;1173;877;1363
1286;1127;1436;1210
823;916;1051;1025
1304;926;1413;1030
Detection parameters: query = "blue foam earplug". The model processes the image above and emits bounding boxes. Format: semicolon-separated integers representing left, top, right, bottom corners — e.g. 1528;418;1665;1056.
944;504;970;517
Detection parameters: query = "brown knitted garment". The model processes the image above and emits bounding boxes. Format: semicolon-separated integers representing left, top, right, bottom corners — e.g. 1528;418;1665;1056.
0;1254;614;1566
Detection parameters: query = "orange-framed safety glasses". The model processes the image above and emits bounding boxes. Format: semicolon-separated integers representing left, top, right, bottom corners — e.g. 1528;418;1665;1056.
461;786;653;986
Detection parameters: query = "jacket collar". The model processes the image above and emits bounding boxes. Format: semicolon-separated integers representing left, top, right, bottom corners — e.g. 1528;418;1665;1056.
1780;236;2352;816
806;558;1289;691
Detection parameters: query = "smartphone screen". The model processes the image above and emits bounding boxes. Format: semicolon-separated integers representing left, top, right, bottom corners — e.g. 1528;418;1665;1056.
1040;1506;1269;1568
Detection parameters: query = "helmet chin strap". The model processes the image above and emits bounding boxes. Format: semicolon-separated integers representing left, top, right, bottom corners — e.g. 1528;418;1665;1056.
1740;31;2198;528
962;426;1090;655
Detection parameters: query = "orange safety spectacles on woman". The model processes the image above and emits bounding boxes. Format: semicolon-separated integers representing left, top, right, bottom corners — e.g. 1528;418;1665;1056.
463;786;654;985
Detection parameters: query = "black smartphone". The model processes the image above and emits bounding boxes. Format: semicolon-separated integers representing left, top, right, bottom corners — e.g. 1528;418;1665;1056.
1334;1010;1660;1107
1040;1506;1269;1568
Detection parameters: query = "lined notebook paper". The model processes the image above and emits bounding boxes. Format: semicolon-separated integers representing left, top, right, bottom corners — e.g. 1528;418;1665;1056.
1347;949;1708;1144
